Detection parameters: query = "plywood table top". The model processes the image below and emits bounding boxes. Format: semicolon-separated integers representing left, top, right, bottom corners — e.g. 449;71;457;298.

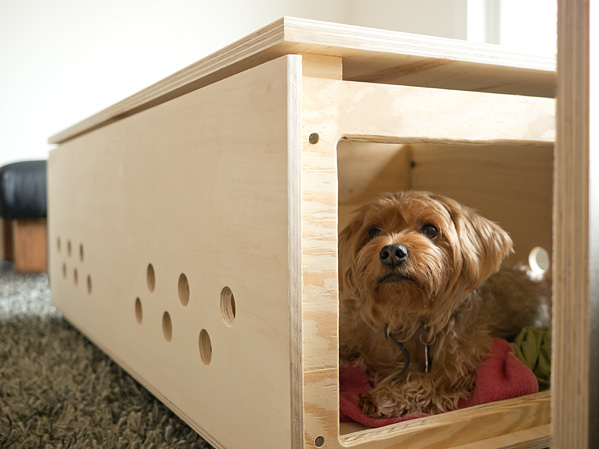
50;16;556;145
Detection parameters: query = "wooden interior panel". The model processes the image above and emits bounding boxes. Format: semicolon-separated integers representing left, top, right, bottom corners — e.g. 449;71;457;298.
337;141;411;205
337;141;411;231
411;143;553;264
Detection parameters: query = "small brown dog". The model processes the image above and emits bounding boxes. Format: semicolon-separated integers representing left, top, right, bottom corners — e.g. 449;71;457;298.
339;190;550;418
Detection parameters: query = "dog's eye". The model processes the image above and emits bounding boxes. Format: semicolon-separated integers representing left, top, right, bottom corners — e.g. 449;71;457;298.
368;227;381;240
421;224;439;240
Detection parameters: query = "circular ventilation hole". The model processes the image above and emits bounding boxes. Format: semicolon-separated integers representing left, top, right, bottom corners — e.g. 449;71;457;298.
67;240;72;257
178;274;190;306
147;264;156;292
199;329;212;365
162;312;172;342
79;244;84;262
315;436;325;447
62;263;67;279
529;246;550;275
87;275;92;294
73;268;79;286
220;286;236;326
135;298;143;324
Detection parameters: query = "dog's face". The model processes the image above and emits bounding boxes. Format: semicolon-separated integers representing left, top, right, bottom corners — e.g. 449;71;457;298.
339;191;513;329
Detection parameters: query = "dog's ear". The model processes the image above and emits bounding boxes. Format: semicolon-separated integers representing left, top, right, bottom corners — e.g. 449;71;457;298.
338;205;368;295
433;194;513;291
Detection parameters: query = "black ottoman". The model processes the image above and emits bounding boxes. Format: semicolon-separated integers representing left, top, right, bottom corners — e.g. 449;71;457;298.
0;160;47;273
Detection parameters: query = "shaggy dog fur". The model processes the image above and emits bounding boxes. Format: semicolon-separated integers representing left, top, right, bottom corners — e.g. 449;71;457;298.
338;191;550;418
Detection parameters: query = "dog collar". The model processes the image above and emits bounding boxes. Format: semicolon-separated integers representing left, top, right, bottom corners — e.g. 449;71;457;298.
385;324;433;379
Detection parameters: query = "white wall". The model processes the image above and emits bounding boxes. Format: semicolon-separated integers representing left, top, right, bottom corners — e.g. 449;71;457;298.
499;0;557;54
346;0;468;39
0;0;553;166
0;0;347;165
467;0;557;54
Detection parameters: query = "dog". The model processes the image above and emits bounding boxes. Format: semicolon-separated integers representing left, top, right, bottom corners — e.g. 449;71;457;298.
338;190;550;419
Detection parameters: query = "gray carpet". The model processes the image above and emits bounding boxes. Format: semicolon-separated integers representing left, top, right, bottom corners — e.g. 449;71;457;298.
0;262;213;448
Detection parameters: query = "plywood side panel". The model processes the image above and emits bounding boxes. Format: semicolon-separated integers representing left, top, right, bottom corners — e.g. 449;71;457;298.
300;58;344;449
553;0;597;448
301;77;554;448
48;56;300;449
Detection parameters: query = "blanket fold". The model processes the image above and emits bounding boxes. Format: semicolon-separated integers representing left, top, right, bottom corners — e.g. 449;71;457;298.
510;327;551;391
339;338;538;428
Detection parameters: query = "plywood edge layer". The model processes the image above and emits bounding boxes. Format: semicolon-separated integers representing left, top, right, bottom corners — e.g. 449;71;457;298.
339;391;551;448
287;54;305;449
49;16;556;145
282;16;555;71
448;424;552;449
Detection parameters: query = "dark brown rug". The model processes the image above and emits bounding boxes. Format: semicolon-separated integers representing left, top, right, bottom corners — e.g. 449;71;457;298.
0;263;213;448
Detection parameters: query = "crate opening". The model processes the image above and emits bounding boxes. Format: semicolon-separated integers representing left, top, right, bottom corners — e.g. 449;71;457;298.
336;139;553;438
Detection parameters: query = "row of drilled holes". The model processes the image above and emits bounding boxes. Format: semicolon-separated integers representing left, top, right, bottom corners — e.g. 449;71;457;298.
56;237;92;295
57;237;84;261
135;263;236;365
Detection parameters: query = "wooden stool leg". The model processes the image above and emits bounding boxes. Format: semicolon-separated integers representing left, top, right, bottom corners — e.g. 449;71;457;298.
12;218;47;273
1;218;14;262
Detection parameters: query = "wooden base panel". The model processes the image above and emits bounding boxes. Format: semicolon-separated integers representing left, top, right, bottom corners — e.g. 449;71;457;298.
12;218;48;273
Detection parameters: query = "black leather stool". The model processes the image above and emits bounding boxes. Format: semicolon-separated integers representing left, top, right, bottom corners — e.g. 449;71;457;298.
0;160;47;272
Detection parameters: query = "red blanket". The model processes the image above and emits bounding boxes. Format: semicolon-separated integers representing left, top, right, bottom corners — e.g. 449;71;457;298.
339;338;538;427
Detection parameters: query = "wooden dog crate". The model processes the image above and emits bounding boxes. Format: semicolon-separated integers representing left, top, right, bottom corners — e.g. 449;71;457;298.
48;18;558;449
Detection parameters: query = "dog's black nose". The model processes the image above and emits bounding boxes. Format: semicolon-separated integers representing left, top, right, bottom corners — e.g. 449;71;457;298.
380;244;408;266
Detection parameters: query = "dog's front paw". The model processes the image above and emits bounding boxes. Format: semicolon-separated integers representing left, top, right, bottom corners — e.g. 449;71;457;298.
359;391;406;419
359;393;382;418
